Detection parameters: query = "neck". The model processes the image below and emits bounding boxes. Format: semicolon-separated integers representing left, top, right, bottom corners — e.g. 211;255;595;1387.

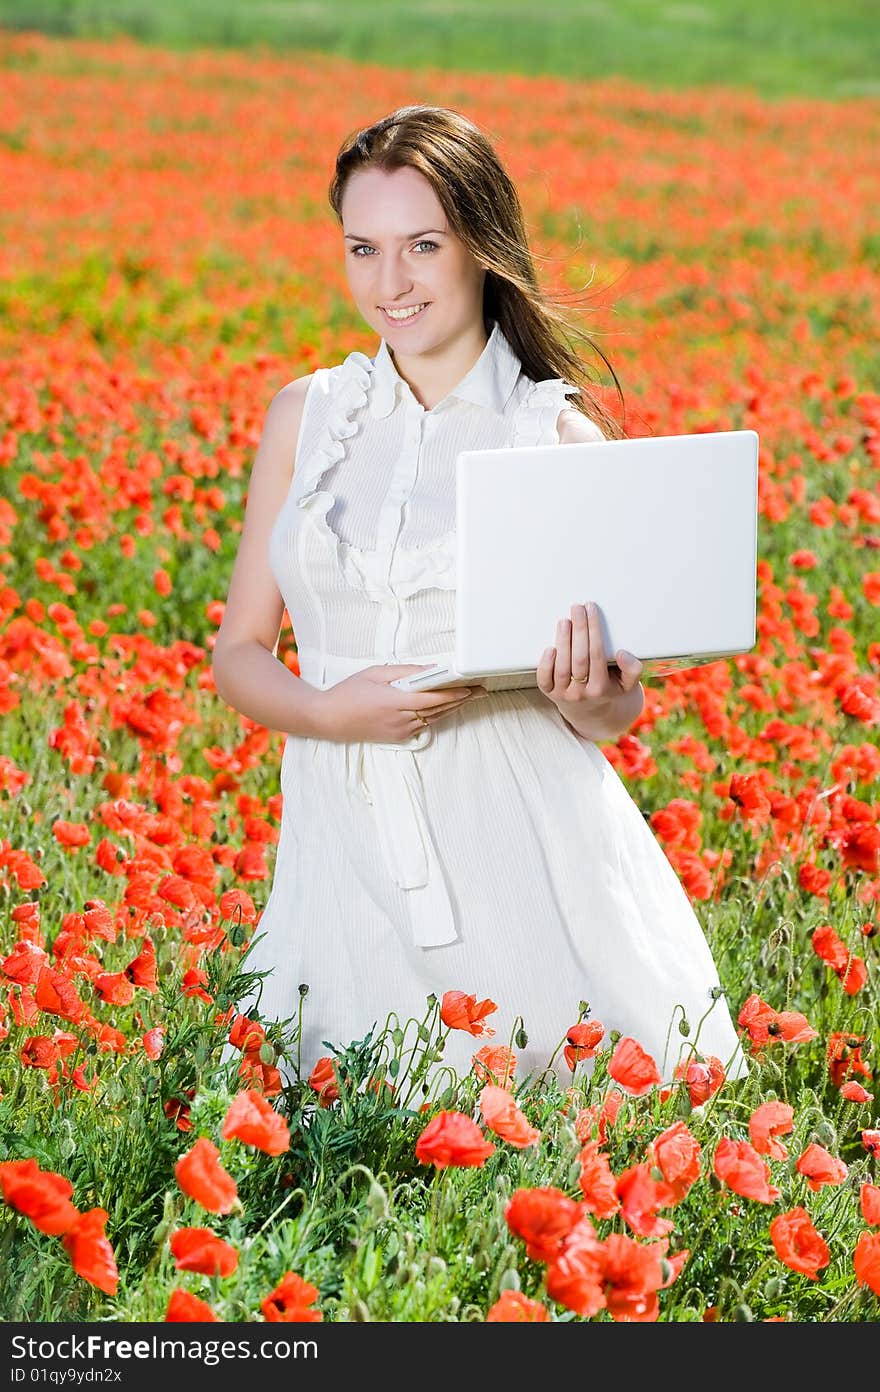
388;319;491;411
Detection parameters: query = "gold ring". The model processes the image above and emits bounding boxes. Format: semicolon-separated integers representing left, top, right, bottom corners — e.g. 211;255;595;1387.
572;676;588;684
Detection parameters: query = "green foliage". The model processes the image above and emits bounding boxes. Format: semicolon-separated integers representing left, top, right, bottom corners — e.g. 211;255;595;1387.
1;0;878;99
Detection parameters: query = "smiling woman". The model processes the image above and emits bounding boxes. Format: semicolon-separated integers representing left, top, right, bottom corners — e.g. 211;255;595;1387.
214;103;749;1092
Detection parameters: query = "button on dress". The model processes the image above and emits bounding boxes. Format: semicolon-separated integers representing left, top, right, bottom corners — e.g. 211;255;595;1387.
231;320;749;1090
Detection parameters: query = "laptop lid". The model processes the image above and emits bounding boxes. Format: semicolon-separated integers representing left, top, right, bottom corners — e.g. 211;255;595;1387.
453;428;759;683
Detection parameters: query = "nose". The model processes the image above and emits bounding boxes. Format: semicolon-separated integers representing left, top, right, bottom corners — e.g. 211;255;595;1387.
375;254;417;301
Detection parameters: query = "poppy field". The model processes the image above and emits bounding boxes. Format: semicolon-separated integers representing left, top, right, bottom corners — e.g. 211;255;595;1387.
1;31;879;1323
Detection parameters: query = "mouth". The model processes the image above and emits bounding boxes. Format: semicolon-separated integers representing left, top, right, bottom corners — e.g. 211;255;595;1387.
380;302;431;326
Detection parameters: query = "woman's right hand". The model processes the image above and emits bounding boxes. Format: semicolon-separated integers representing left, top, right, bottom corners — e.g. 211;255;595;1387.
313;665;488;744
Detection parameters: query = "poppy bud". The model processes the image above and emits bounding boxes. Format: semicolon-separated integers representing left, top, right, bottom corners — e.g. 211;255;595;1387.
499;1268;520;1293
515;1028;529;1049
350;1300;370;1321
733;1303;754;1321
298;982;310;996
764;1277;784;1302
814;1121;837;1148
367;1182;388;1219
678;1018;691;1036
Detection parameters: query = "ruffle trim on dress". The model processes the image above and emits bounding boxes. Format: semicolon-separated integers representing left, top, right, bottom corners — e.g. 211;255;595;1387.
511;377;584;449
295;350;456;600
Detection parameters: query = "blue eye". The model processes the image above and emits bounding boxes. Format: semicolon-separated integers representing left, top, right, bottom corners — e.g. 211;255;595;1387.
351;240;439;257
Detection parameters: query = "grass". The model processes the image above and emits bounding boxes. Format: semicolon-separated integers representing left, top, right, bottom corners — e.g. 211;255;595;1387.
0;0;878;100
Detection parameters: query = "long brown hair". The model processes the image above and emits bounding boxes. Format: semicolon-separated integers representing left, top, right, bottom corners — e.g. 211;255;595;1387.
328;105;626;440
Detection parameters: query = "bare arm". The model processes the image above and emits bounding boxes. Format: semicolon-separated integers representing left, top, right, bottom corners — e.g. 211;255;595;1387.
212;374;325;738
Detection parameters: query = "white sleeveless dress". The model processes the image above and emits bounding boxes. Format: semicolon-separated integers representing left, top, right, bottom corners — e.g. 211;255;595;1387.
232;321;749;1090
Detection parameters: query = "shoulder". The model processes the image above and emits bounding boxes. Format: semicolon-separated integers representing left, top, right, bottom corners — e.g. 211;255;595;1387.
271;371;317;414
556;406;606;444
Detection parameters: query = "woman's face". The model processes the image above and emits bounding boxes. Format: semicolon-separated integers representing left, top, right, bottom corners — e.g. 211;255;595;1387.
341;165;486;350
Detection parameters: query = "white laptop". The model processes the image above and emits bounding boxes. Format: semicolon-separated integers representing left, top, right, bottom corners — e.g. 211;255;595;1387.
390;428;759;694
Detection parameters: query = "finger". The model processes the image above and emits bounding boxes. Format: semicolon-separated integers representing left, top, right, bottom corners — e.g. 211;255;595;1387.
555;616;572;685
536;646;556;692
570;602;590;684
615;650;644;693
414;687;476;709
421;696;472;720
585;602;608;687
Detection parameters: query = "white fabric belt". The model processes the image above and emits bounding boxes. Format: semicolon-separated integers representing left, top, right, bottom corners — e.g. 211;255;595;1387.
295;645;459;949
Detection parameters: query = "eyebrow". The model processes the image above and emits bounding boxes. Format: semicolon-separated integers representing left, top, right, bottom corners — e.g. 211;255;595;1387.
343;229;447;242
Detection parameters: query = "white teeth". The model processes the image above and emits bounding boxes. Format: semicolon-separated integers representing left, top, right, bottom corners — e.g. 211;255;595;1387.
383;303;428;320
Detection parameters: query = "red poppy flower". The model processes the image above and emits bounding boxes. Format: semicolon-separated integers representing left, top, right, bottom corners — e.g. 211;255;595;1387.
811;924;868;995
34;965;86;1023
308;1056;340;1106
853;1230;880;1296
1;940;48;985
19;1035;59;1069
545;1211;606;1318
840;1081;873;1103
261;1271;323;1322
827;1032;873;1089
164;1090;195;1132
125;936;158;992
221;1090;291;1156
485;1291;550;1321
142;1026;164;1060
796;1143;847;1192
472;1045;516;1088
601;1232;666;1323
749;1100;795;1159
769;1208;830;1280
713;1137;781;1204
860;1183;880;1226
616;1163;675;1238
236;1055;282;1098
170;1227;239;1277
478;1084;540;1149
504;1186;582;1264
578;1140;621;1219
62;1208;119;1296
737;994;817;1047
728;773;772;822
414;1110;495;1169
863;1130;880;1155
440;989;497;1037
228;1013;266;1056
574;1087;626;1147
174;1137;238;1214
93;971;136;1006
181;968;213;1004
650;1122;701;1204
563;1020;606;1072
0;1158;79;1235
165;1288;217;1322
674;1054;726;1107
607;1037;661;1095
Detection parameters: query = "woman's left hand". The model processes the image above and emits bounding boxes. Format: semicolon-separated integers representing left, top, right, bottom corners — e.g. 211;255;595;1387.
536;602;645;739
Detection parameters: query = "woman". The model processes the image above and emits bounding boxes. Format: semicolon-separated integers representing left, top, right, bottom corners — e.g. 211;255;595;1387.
213;105;748;1091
